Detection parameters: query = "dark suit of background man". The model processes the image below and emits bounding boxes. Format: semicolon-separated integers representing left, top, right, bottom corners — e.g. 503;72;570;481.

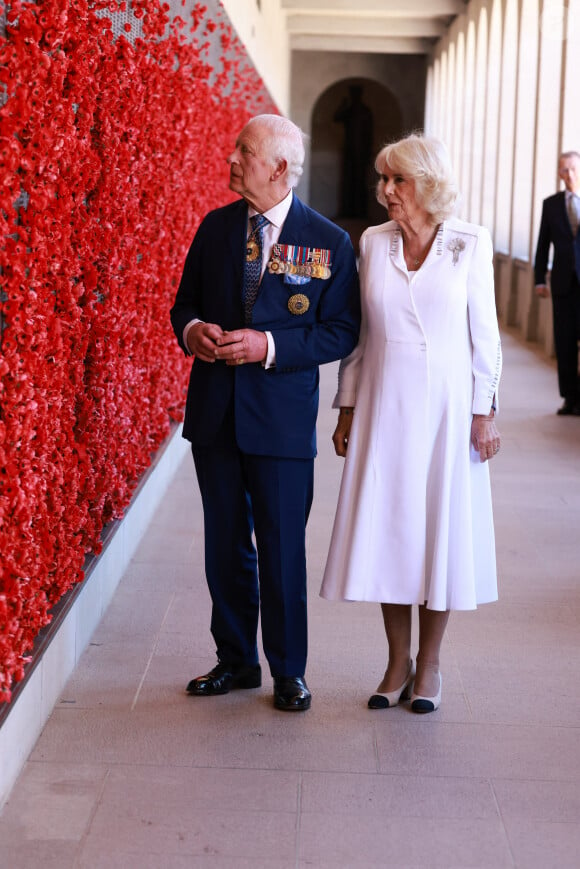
171;114;360;711
534;151;580;415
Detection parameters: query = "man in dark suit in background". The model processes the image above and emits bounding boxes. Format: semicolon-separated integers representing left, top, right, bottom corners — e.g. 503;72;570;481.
171;114;360;711
534;151;580;415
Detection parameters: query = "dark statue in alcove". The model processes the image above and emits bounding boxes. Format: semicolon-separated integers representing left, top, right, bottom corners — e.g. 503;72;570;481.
333;85;374;219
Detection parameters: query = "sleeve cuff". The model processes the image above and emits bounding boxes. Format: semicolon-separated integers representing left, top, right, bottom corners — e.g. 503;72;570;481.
332;391;357;409
264;331;276;369
183;319;201;355
472;391;498;415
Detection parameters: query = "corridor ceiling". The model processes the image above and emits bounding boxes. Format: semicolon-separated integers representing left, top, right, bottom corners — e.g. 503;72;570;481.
280;0;465;54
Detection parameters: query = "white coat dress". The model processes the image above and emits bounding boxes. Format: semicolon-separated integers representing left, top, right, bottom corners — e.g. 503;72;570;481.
320;218;502;611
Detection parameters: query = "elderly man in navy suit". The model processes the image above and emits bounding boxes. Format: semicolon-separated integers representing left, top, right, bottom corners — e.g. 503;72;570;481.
171;115;360;711
534;151;580;415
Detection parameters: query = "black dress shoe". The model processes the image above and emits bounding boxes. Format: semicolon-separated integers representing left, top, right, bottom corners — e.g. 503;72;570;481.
186;662;261;696
273;676;311;711
556;400;580;415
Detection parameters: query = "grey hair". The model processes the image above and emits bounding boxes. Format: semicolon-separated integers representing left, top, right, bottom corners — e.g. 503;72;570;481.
560;151;580;161
246;114;306;187
375;133;458;223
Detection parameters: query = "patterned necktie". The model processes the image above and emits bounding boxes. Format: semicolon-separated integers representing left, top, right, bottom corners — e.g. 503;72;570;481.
243;214;269;324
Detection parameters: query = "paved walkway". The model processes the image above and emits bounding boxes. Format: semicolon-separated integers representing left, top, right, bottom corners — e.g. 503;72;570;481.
1;331;580;868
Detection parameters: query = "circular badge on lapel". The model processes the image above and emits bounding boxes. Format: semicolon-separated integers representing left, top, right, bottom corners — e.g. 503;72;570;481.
288;294;310;315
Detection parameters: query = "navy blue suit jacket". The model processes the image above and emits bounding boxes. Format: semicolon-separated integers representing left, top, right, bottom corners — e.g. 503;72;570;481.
171;196;360;459
534;191;578;295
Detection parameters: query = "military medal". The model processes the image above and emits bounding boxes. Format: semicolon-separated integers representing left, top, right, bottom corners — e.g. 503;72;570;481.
268;257;288;274
288;293;310;315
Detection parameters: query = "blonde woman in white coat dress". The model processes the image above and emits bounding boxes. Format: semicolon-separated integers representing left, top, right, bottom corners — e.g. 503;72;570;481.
320;135;502;714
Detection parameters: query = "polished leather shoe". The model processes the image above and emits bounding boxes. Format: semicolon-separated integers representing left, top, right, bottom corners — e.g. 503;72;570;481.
556;400;580;416
273;676;311;711
186;662;261;696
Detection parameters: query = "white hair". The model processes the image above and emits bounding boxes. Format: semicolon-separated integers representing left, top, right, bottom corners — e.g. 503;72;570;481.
375;133;458;223
246;114;306;187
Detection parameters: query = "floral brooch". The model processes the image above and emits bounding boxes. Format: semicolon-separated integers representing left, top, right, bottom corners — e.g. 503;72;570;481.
447;238;466;265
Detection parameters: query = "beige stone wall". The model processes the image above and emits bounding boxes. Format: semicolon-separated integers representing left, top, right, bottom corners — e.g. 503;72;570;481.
290;51;426;211
220;0;290;112
426;0;580;360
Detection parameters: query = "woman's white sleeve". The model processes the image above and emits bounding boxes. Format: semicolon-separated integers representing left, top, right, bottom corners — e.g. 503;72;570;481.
467;227;502;414
332;234;369;408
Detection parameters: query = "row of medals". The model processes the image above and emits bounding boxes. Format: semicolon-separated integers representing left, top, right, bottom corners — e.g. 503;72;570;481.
269;258;332;314
247;240;331;279
267;257;331;280
246;241;331;315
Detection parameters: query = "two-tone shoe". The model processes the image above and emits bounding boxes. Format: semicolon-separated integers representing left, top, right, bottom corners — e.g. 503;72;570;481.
411;672;442;714
368;661;415;709
186;661;262;696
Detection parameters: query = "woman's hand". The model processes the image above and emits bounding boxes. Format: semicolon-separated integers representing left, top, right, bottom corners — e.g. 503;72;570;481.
332;408;354;457
471;413;501;462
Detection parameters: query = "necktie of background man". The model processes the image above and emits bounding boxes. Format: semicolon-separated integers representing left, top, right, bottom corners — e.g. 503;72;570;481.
567;193;579;235
570;195;580;281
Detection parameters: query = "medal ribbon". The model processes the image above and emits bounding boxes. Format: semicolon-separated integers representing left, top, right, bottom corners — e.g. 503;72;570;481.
272;244;332;266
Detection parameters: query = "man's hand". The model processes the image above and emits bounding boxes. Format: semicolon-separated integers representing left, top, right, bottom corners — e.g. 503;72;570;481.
536;284;550;298
215;329;268;366
186;322;225;362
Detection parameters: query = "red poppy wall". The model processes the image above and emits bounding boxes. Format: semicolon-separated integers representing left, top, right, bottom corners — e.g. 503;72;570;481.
0;0;277;701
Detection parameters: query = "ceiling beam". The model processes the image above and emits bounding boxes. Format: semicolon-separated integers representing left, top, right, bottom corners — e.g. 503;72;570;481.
286;14;446;38
280;0;464;15
290;34;433;53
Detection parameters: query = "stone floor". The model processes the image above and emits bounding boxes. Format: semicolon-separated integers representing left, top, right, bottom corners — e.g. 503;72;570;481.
1;331;579;868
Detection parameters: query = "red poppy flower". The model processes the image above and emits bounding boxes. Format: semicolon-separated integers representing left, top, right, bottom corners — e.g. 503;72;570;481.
0;0;277;703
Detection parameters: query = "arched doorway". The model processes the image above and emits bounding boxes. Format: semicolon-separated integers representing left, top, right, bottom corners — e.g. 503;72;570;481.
310;77;404;249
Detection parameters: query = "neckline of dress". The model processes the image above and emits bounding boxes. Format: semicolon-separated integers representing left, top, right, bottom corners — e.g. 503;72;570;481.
390;222;445;264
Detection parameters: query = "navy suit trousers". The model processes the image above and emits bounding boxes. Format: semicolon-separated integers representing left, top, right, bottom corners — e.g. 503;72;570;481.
192;406;314;677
